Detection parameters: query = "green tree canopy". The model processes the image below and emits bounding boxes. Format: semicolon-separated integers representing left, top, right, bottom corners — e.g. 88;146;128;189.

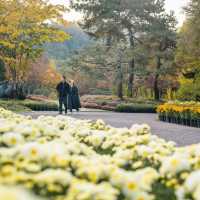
176;0;200;101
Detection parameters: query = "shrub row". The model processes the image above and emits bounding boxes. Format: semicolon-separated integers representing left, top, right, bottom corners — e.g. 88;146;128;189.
0;100;32;112
115;103;157;113
23;101;58;111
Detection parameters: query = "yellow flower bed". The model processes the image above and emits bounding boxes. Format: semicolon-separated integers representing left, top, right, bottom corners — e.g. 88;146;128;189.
157;102;200;127
157;101;200;115
0;107;200;199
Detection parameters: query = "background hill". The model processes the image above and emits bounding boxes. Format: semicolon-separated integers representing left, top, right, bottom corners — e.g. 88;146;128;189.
44;23;91;61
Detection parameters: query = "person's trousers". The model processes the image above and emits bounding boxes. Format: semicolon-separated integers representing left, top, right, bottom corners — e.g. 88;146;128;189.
59;96;67;113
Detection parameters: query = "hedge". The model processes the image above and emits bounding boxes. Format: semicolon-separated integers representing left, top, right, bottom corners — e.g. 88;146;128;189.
116;103;157;113
22;101;58;111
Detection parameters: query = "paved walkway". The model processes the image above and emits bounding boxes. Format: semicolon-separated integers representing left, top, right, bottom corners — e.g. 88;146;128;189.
22;111;200;146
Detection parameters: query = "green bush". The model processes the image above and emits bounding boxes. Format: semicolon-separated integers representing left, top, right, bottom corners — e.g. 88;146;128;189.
0;99;58;112
23;101;58;111
0;100;31;112
116;103;157;113
177;76;200;101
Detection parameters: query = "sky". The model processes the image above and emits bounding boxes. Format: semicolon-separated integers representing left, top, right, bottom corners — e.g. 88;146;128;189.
50;0;188;26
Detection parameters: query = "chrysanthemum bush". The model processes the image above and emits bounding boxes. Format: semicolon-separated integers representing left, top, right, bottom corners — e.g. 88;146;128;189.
157;101;200;127
0;107;200;200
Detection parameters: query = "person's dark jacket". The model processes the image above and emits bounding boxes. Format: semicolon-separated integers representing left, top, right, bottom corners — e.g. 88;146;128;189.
68;85;81;110
56;81;70;98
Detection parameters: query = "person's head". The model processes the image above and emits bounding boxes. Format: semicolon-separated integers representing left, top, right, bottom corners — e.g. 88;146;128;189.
70;80;75;86
62;75;66;82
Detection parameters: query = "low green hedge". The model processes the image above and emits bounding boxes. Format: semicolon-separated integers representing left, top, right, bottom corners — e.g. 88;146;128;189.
0;100;31;112
0;99;58;112
23;101;58;111
116;103;157;113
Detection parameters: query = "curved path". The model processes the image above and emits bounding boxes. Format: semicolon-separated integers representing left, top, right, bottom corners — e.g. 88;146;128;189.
23;110;200;146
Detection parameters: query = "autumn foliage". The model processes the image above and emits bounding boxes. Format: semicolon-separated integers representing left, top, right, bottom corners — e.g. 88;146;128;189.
0;0;69;98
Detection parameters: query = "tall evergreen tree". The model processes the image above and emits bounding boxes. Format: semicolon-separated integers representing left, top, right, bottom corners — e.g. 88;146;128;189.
71;0;125;98
142;11;177;100
71;0;176;99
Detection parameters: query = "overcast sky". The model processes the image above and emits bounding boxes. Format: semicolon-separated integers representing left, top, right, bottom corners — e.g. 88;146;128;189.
50;0;188;26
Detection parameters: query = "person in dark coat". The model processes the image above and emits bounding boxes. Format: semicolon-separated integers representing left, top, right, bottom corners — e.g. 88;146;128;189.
56;76;70;114
68;80;81;112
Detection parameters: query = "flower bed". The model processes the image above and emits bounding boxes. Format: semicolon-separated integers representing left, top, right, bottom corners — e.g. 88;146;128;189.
0;107;200;199
157;101;200;128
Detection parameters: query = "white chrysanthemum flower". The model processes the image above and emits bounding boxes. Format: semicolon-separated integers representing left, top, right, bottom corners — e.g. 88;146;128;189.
78;128;91;137
0;186;41;200
192;144;200;157
160;153;191;176
184;170;200;192
35;169;72;186
129;191;154;200
193;184;200;200
135;145;155;157
0;120;14;133
176;187;185;200
20;142;45;160
66;179;118;200
130;124;151;135
14;124;40;138
2;132;24;146
96;119;106;126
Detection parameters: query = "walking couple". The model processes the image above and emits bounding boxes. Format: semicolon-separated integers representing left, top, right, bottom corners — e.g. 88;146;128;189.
56;76;81;114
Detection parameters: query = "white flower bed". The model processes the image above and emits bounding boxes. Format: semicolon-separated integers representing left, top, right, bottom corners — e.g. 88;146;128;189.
0;107;199;200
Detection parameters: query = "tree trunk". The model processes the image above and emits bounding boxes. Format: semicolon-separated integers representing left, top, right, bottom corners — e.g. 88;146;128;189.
154;56;161;101
9;65;25;99
116;48;123;99
10;66;17;98
0;60;6;81
127;28;135;97
127;58;134;97
117;69;123;99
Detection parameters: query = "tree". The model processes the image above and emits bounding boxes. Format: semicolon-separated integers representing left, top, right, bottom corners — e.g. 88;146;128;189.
136;9;177;100
0;0;70;98
176;0;200;101
71;0;177;99
71;0;126;98
176;0;200;75
60;43;127;96
118;0;167;97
